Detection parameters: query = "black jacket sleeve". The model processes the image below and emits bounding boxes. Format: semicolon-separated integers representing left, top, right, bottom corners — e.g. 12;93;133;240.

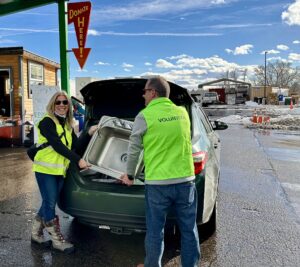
74;129;92;156
38;117;81;164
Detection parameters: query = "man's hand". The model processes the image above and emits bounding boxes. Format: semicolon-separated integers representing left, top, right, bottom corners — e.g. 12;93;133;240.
78;158;91;169
88;125;98;136
120;173;134;186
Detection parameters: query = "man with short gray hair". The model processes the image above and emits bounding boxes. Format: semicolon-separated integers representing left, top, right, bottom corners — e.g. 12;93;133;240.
121;76;200;267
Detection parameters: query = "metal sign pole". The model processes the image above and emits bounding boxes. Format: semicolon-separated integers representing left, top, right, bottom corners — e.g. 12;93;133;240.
58;0;70;95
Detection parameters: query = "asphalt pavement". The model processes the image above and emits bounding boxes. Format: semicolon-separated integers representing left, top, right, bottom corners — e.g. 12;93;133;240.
0;124;300;266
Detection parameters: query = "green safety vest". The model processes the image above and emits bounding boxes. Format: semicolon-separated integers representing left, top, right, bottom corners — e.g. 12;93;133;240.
141;97;194;181
32;115;73;177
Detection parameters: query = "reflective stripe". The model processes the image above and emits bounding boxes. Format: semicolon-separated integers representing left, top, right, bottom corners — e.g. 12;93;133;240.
145;176;195;185
34;160;66;169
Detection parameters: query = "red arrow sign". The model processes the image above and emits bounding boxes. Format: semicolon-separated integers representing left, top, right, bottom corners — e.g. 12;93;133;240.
72;47;91;69
68;2;91;69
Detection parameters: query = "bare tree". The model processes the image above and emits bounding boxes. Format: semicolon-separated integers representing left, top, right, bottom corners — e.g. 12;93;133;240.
241;69;247;81
220;69;239;80
290;81;300;95
229;69;238;80
254;60;300;88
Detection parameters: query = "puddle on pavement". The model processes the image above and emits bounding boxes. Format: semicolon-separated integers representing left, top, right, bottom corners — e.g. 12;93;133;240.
276;139;300;146
274;131;300;137
254;130;300;162
265;147;300;162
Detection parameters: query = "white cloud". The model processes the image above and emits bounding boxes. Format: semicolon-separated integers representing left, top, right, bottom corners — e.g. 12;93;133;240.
233;44;253;55
84;30;220;37
76;68;88;72
168;54;189;60
168;69;208;76
267;56;289;62
261;49;280;54
0;38;16;44
156;59;176;68
140;54;257;89
124;68;132;72
293;40;300;44
175;55;241;70
92;0;230;24
122;63;134;68
210;23;272;29
145;62;152;66
226;44;253;55
212;0;226;4
88;29;100;36
141;70;201;90
288;53;300;61
0;18;215;39
277;44;289;50
0;27;58;33
267;56;282;61
94;61;110;66
282;0;300;26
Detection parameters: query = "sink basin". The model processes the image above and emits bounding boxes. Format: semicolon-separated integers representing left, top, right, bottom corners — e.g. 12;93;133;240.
82;116;143;179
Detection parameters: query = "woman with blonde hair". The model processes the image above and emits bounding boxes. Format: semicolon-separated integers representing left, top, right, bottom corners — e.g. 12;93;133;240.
31;91;97;253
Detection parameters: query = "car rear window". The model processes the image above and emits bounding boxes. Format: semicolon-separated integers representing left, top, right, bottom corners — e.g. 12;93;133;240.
191;104;210;149
196;106;213;133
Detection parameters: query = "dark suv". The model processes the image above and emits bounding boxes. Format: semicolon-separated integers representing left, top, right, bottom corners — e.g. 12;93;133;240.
58;78;227;235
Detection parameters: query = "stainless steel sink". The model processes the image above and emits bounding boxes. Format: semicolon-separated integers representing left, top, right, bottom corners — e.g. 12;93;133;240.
82;116;143;180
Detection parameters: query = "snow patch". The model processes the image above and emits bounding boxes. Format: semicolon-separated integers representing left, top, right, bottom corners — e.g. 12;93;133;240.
217;106;300;130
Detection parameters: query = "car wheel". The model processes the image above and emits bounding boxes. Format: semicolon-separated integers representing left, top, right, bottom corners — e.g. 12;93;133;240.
199;202;217;240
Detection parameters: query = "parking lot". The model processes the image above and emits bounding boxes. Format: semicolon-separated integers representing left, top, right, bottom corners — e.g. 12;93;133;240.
1;121;300;266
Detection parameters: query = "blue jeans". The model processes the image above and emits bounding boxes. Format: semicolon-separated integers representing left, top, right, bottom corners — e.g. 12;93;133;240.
35;172;64;222
144;182;200;267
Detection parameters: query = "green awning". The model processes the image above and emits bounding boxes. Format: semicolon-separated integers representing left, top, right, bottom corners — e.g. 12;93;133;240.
0;0;57;16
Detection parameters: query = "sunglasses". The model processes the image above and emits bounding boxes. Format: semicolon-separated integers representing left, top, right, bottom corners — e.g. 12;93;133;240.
55;100;69;105
143;88;153;93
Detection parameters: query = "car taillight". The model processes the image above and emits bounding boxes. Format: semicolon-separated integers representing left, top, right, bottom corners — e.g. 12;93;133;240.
193;151;208;175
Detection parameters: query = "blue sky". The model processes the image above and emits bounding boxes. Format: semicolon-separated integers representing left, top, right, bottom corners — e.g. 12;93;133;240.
1;0;300;90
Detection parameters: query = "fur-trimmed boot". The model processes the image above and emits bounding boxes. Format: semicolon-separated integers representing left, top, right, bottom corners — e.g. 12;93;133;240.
44;216;74;253
31;215;51;246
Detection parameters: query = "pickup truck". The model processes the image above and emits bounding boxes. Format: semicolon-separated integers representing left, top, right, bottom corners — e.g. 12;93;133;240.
201;92;219;106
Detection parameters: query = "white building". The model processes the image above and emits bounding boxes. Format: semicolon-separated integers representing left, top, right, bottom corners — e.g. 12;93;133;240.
75;77;99;100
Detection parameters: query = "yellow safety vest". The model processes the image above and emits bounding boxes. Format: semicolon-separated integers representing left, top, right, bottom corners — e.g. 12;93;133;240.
141;97;194;181
32;115;73;177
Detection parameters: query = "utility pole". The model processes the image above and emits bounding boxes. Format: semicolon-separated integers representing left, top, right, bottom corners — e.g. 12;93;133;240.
264;51;268;100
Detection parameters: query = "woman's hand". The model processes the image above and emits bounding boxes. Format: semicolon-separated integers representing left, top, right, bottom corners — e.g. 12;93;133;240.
78;158;91;169
88;125;98;136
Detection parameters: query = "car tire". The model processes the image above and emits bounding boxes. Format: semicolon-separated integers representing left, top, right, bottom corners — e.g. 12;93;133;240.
199;202;217;240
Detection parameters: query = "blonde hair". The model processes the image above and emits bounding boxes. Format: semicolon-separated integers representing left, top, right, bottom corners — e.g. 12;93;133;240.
46;91;74;129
